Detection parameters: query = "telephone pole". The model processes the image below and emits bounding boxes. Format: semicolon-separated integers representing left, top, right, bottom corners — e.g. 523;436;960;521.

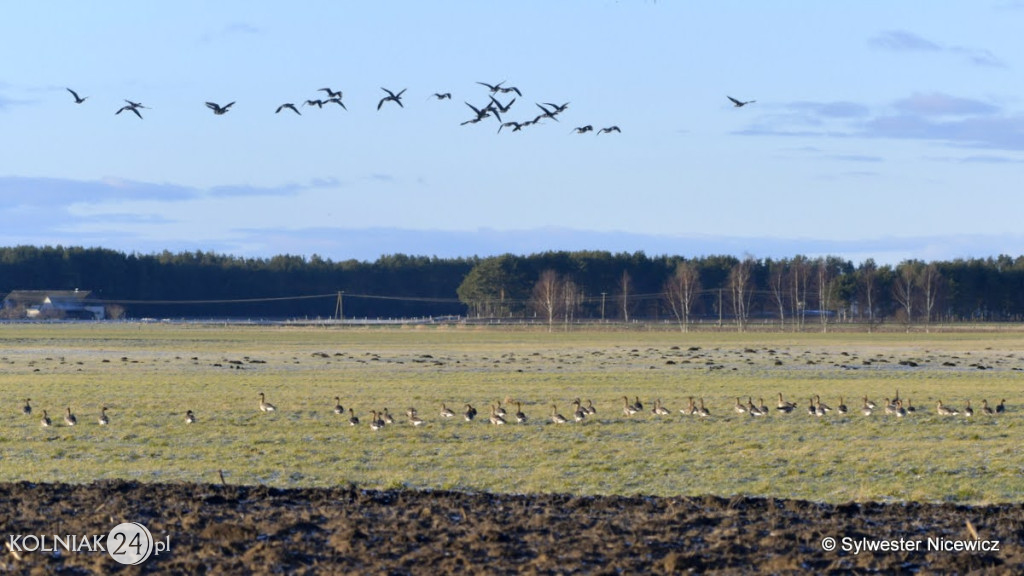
335;291;344;321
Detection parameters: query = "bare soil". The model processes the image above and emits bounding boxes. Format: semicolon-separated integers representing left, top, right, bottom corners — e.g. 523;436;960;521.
0;481;1021;574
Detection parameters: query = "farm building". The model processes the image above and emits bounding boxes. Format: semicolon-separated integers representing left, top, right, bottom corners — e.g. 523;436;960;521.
0;289;105;320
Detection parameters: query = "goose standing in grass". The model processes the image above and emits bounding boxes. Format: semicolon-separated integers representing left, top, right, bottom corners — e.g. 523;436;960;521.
863;396;878;410
963;400;974;418
258;392;276;413
747;397;764;416
334;397;344;415
996;399;1006;414
758;398;771;415
64;407;77;426
551;404;568;424
22;398;31;415
382;408;395;425
98;407;110;425
837;396;848;415
185;410;196;424
735;397;748;414
40;410;52;427
584;399;596;416
494;401;507;418
369;411;384;431
904;398;916;414
348;408;360;426
814;395;832;413
884;398;897;415
861;398;873;416
654;399;672;416
515;402;528;423
895;400;907;418
633;397;644;412
936;400;958;416
573;400;587;422
681;397;696;416
622;396;638;416
806;398;817;416
409;409;425;427
489;405;507;426
464;404;477;421
440;403;455;419
696;398;711;418
777;393;797;412
982;399;995;416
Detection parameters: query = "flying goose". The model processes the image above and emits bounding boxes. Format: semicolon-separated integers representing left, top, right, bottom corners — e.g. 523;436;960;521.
429;92;452;100
116;103;143;119
488;95;515;114
597;126;621;135
476;81;505;93
727;96;755;107
543;102;570;114
258;392;276;413
66;88;88;104
572;125;594;134
276;103;301;115
205;101;235;115
303;99;325;109
325;97;347;110
377;87;406;110
318;87;343;99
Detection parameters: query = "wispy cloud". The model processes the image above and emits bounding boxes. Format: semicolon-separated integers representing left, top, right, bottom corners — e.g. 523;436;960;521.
736;92;1024;151
870;30;1005;68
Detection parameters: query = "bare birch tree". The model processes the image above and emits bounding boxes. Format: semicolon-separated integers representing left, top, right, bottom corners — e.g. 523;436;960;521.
619;270;633;322
893;260;920;332
663;260;701;332
729;257;754;332
531;269;561;331
768;259;788;330
920;263;943;332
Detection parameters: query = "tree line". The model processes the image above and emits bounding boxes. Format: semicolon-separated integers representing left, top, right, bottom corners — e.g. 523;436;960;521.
2;246;1024;326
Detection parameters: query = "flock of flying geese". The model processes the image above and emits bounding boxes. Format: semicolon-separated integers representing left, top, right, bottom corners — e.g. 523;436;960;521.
20;388;1008;429
64;84;754;134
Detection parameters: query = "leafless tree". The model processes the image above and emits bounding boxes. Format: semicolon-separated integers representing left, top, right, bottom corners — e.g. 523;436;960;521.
858;259;878;332
920;263;943;332
618;270;633;322
729;257;755;332
767;259;788;329
816;258;838;333
562;277;580;331
531;269;561;331
788;255;811;331
663;260;701;332
893;260;920;332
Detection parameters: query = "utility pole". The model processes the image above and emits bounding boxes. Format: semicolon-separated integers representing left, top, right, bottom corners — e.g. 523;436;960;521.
600;292;607;323
335;291;344;321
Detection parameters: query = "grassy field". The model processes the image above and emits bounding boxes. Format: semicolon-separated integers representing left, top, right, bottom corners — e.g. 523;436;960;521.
0;323;1020;504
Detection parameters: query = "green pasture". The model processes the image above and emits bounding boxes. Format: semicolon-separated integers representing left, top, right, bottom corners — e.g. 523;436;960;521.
0;323;1021;504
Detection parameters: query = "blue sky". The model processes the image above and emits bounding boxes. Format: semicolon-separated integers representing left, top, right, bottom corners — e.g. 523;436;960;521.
2;1;1023;265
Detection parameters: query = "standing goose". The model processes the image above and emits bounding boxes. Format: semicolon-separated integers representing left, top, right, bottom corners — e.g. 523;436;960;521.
489;405;507;426
409;410;425;427
981;399;995;416
584;399;596;415
348;408;360;426
22;398;31;415
963;400;974;418
735;397;748;414
334;397;344;415
696;398;711;418
747;397;764;417
369;411;384;431
64;407;77;426
258;392;276;413
814;395;832;413
895;400;907;418
572;400;587;422
464;404;477;421
440;403;456;419
777;393;797;412
551;404;568;424
633;397;644;412
681;397;696;416
494;401;507;418
185;410;196;424
904;398;916;413
996;399;1006;414
382;408;395;425
837;396;848;415
860;398;873;416
863;396;878;410
98;407;110;426
40;410;52;427
936;400;958;416
515;402;528;423
623;396;639;416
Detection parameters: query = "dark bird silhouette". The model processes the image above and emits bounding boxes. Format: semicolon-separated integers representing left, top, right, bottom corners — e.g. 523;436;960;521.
116;103;143;119
205;101;235;115
377;87;406;110
489;95;515;115
461;101;493;125
597;126;621;135
573;125;594;134
534;103;559;122
276;103;301;115
476;81;505;93
318;87;343;99
66;88;88;104
497;85;522;96
326;97;347;110
303;99;325;109
498;121;524;133
543;102;570;114
728;96;755;107
429;92;452;100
